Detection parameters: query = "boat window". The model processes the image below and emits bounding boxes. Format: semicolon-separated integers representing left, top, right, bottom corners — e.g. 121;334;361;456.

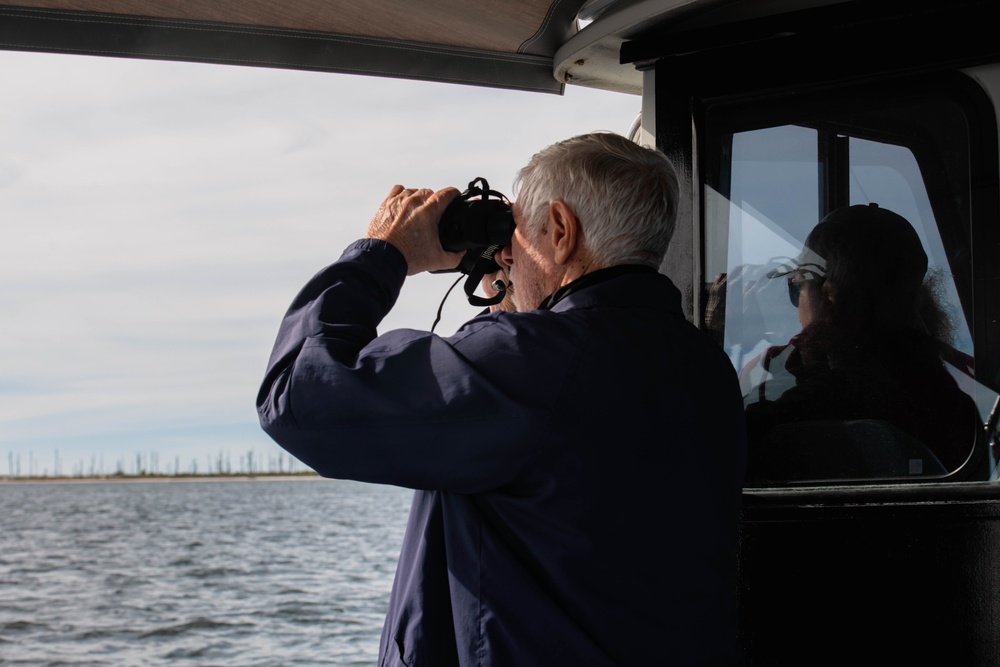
703;79;996;486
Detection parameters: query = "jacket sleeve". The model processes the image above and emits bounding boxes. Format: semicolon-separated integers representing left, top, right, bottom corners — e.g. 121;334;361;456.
256;239;552;492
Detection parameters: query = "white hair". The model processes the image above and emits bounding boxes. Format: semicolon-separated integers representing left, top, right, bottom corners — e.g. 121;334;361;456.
514;132;679;269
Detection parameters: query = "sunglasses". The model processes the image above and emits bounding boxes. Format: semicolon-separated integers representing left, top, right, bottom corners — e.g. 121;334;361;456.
786;269;825;308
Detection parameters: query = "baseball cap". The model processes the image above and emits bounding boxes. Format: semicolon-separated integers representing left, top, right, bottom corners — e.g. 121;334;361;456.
766;203;927;282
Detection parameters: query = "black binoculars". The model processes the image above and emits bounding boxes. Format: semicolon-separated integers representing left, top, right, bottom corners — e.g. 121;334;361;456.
438;177;514;275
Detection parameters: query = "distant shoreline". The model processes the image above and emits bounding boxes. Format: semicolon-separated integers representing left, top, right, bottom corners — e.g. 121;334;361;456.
0;473;322;485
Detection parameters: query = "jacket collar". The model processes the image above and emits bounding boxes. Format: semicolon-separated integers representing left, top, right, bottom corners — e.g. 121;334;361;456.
540;264;683;315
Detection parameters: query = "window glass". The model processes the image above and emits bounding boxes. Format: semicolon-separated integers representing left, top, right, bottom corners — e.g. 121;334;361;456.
705;91;989;485
705;125;818;371
848;137;973;355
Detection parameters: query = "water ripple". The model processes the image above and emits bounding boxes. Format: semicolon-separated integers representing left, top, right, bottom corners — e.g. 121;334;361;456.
0;478;410;666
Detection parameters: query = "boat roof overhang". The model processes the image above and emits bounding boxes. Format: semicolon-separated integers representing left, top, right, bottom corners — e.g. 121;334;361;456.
0;0;588;94
2;0;982;96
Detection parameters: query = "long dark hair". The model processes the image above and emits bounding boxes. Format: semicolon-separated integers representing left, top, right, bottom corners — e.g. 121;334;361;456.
795;204;953;359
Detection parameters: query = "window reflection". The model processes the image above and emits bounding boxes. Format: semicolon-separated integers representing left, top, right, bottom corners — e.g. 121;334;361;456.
739;204;980;482
705;111;986;484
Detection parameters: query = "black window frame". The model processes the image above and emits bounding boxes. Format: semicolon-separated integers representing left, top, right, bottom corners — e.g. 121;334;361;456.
699;72;999;487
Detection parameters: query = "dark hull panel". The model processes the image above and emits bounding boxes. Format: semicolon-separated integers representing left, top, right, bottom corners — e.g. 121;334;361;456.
740;487;1000;665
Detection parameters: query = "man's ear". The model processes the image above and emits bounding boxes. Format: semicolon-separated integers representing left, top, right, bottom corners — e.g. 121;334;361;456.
548;199;580;266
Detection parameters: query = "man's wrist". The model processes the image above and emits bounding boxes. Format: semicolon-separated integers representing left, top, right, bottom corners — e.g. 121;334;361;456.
342;238;409;284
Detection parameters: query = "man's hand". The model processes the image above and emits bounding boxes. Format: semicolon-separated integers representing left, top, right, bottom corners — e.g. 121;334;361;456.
366;185;464;276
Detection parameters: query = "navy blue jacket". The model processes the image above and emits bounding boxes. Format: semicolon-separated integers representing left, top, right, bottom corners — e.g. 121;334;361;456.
258;239;747;666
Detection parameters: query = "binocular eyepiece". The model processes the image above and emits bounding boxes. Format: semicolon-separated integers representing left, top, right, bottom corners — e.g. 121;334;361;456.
438;177;514;275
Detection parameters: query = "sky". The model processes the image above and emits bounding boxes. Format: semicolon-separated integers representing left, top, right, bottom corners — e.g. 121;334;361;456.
0;49;640;477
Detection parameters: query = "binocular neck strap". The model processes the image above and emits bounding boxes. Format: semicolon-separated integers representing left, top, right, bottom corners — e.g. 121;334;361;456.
464;245;506;307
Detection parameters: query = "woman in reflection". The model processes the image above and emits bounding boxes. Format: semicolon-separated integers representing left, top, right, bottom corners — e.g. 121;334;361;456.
742;203;979;479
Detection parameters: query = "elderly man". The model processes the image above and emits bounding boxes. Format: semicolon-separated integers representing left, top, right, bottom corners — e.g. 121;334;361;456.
257;133;747;666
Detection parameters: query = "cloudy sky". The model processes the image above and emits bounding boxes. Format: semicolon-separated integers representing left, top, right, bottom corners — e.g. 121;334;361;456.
0;49;639;476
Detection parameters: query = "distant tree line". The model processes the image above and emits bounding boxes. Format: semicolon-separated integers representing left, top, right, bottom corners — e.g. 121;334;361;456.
3;448;315;479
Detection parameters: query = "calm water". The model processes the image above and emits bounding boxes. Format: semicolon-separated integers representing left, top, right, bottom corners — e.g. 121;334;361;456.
0;478;412;666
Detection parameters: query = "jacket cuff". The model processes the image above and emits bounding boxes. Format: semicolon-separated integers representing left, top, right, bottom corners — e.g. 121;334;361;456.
340;238;408;283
